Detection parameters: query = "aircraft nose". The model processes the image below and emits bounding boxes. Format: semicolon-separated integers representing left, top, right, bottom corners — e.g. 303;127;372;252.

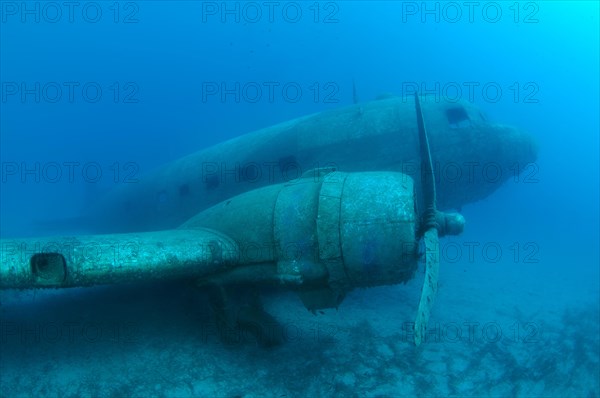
494;124;538;165
504;126;539;185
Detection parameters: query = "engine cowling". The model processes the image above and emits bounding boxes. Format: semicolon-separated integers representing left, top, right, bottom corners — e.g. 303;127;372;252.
183;169;419;310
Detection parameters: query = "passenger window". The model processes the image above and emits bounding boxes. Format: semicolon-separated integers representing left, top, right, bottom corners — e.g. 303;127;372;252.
278;155;298;172
179;183;190;196
205;174;220;190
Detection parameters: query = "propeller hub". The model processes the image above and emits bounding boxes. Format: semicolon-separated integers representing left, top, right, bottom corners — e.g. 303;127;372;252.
436;211;465;237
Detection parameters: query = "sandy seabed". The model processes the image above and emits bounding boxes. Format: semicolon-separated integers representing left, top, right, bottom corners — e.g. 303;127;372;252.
1;256;598;398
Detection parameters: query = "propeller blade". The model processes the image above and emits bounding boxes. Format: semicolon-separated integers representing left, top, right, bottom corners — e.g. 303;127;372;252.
414;228;440;346
414;93;436;208
413;92;441;346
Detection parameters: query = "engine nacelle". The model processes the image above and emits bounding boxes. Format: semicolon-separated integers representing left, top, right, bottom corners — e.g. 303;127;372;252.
183;169;419;310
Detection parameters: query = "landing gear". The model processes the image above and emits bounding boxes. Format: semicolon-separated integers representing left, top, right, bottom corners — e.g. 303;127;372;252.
206;283;283;348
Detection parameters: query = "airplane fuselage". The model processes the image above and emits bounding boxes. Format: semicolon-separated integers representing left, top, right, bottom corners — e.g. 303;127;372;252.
89;97;537;233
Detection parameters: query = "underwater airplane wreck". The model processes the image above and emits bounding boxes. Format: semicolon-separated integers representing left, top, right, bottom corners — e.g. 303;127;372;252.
0;94;537;346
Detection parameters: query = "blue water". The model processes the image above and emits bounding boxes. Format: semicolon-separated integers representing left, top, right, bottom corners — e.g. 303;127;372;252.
1;1;598;397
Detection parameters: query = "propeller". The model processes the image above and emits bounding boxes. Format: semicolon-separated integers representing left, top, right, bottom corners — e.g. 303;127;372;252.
412;93;465;346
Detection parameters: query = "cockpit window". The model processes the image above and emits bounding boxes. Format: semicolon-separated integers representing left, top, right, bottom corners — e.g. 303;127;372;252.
446;106;470;129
